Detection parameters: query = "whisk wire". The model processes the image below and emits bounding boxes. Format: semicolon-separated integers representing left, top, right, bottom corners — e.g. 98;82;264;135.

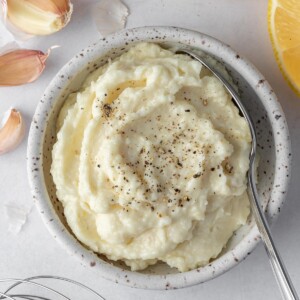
6;296;51;300
0;292;15;300
0;276;105;300
0;279;69;300
25;276;105;300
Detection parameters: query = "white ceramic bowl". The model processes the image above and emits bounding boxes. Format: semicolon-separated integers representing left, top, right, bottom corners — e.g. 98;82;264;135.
27;27;291;290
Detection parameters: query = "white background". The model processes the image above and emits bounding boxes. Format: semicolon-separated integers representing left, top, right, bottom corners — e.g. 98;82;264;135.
0;0;300;299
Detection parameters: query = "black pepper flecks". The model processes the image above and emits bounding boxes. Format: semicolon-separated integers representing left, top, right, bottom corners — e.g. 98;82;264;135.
102;103;113;118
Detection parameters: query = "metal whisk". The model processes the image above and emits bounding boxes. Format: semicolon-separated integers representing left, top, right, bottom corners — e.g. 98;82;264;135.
0;275;105;300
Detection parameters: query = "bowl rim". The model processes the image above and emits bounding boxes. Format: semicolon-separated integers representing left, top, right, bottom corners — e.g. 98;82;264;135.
27;26;292;290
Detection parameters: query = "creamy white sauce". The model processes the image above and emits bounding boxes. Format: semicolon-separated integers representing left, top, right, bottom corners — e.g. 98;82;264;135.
51;43;251;272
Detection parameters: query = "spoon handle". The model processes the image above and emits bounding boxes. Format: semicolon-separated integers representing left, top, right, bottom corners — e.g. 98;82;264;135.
248;166;299;300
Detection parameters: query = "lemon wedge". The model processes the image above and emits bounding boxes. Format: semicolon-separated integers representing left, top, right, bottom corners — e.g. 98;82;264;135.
268;0;300;96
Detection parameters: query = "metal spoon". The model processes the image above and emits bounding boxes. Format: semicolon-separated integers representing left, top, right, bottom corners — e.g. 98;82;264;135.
176;49;299;300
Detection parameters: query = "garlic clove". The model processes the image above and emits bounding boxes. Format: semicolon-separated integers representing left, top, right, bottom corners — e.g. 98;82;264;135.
92;0;129;37
0;48;50;86
0;108;25;155
4;0;73;36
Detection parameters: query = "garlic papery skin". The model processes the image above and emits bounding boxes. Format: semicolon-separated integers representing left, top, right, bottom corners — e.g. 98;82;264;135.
0;108;25;155
92;0;129;37
5;0;73;35
0;48;49;86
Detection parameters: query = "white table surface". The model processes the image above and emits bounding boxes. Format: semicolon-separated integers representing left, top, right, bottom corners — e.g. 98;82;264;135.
1;0;300;299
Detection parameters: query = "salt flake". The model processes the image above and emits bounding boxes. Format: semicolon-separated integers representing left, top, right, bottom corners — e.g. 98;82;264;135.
5;204;31;234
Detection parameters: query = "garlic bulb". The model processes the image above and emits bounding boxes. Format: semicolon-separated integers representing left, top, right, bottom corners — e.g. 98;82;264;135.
4;0;73;35
0;48;50;86
0;108;25;155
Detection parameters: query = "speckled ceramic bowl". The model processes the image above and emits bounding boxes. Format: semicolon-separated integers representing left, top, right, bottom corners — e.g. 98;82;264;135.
27;27;291;290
